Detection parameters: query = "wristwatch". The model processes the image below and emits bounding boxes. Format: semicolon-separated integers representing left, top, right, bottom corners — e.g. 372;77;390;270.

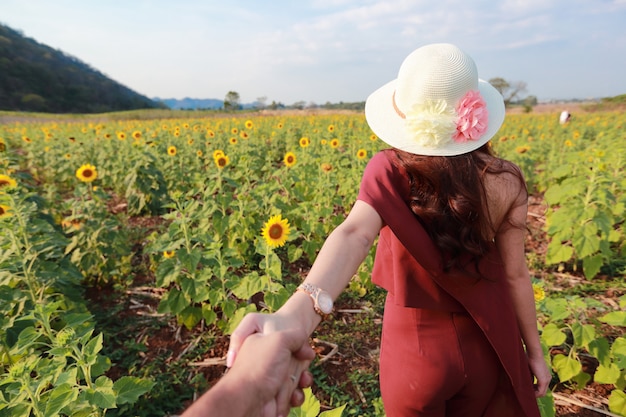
296;283;334;317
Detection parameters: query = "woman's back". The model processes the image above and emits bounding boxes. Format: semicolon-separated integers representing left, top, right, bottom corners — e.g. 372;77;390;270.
479;154;527;241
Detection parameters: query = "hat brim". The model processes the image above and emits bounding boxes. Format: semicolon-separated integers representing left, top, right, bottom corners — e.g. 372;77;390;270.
365;78;505;156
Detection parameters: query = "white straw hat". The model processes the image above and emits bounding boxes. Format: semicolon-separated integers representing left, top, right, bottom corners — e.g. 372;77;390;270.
365;43;505;156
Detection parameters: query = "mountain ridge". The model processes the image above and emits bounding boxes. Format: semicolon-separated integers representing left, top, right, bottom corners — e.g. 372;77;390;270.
0;23;163;113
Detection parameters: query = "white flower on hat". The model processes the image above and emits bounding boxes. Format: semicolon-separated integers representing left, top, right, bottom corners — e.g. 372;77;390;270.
405;99;457;148
404;90;489;149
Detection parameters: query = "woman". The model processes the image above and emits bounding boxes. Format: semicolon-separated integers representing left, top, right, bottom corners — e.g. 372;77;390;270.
229;43;551;417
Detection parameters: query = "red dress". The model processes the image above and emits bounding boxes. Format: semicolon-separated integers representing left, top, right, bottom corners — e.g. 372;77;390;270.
357;150;541;417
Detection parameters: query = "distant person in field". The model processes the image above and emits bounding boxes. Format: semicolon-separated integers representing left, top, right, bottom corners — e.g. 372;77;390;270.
560;110;571;125
229;43;551;417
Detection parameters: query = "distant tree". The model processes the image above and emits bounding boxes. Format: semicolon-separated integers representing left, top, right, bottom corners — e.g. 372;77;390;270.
223;91;241;111
524;95;538;106
268;100;284;110
20;93;47;111
292;101;306;110
256;96;267;109
522;95;538;113
488;77;527;107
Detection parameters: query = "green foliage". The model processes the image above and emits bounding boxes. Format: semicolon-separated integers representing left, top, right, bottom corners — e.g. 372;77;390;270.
0;188;153;416
289;388;346;417
537;293;626;415
2;110;625;416
494;111;626;279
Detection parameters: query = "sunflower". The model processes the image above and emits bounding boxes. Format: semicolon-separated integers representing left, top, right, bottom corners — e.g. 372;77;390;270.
76;164;98;183
515;146;531;154
187;138;194;145
321;163;332;173
231;127;239;135
284;152;296;167
213;149;225;159
245;120;254;129
330;138;340;148
370;134;378;141
261;214;290;248
163;250;176;259
277;122;283;129
117;132;126;140
0;138;6;152
207;129;215;138
64;153;72;159
167;146;177;156
132;131;142;140
22;136;32;143
299;137;310;148
240;131;249;139
229;137;238;145
0;174;17;190
356;149;367;159
196;150;203;157
173;130;181;137
327;124;335;133
215;154;230;169
0;204;11;218
532;283;545;302
61;218;84;231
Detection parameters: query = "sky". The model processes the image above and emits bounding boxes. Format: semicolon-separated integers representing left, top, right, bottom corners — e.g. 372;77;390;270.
2;0;626;105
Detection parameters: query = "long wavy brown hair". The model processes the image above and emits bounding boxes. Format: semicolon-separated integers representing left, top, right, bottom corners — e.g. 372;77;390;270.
392;144;526;272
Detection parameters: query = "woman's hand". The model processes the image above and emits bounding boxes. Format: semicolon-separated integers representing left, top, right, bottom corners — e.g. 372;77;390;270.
528;354;551;397
227;310;314;413
227;311;309;367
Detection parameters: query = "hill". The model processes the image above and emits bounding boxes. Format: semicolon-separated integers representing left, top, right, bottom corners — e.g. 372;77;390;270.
0;23;164;113
155;97;223;110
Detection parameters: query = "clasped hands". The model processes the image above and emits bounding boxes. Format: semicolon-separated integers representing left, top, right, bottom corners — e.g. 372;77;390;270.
227;312;315;417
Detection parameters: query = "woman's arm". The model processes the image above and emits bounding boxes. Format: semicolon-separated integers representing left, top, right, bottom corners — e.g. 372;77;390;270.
495;200;551;397
276;200;383;333
228;200;382;362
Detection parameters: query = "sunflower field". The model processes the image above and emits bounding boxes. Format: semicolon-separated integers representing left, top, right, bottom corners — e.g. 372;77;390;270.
0;109;625;417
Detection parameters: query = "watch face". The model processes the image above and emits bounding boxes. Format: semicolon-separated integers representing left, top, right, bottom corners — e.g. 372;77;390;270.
317;292;334;314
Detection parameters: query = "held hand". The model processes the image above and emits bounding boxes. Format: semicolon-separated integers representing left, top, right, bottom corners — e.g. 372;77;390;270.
181;328;314;417
227;312;305;367
528;355;551;397
227;312;315;416
228;327;315;417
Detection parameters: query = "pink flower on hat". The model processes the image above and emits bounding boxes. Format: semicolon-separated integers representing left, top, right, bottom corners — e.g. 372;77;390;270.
454;90;488;143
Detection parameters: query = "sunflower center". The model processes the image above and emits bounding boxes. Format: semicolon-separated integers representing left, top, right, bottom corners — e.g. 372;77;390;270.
0;180;9;187
82;169;94;178
0;207;5;215
218;157;227;167
268;224;284;239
